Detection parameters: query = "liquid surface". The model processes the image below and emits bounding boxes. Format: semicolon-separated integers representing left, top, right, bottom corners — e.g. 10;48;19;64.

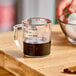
23;41;51;56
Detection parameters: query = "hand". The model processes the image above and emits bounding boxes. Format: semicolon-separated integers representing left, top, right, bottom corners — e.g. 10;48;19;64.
56;0;76;20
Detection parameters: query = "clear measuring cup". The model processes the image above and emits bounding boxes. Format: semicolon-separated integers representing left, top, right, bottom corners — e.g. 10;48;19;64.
14;17;51;57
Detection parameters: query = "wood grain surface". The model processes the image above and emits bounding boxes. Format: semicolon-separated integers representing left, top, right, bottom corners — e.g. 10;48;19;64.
0;66;15;76
0;24;76;76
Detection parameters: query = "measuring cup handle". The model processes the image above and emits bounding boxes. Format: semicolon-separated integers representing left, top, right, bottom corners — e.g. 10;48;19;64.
14;24;23;50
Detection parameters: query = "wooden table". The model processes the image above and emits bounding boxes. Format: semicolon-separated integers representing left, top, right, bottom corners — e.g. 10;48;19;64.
0;24;76;76
0;66;15;76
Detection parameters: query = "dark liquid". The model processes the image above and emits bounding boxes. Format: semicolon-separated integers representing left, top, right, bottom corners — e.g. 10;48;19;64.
23;41;51;56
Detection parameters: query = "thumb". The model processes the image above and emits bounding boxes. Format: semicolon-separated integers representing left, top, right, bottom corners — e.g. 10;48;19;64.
68;0;76;13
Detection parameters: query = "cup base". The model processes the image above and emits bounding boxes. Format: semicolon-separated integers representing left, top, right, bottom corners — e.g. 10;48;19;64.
68;37;76;44
24;54;50;58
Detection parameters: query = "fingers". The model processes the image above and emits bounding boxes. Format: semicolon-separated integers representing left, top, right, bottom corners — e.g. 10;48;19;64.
56;0;72;20
68;0;76;13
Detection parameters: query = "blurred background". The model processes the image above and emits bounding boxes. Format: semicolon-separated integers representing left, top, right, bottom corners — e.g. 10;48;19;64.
0;0;56;32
